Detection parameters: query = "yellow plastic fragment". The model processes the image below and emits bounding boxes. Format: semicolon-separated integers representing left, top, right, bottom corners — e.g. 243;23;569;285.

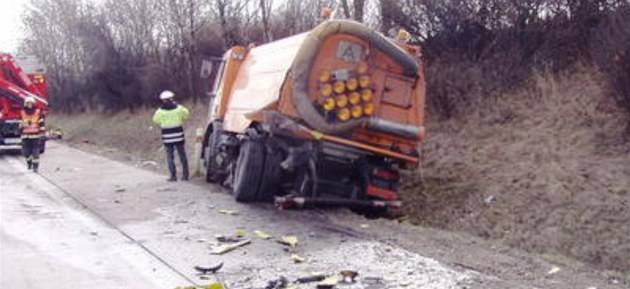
218;209;239;215
254;230;272;240
279;235;299;248
291;254;306;263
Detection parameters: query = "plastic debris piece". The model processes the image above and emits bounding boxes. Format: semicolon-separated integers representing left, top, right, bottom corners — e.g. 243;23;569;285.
194;262;224;274
291;254;306;263
340;270;359;283
206;282;225;289
218;209;239;215
216;235;245;243
317;275;340;288
360;224;369;229
296;274;327;283
278;235;298;248
235;229;247;238
210;239;251;255
254;230;272;240
547;266;561;275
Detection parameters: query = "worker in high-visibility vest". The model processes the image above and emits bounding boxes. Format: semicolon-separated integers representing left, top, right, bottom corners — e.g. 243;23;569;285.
20;96;45;172
152;90;190;181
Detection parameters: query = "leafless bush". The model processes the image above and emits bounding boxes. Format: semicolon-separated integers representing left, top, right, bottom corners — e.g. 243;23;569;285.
18;0;630;117
590;5;630;114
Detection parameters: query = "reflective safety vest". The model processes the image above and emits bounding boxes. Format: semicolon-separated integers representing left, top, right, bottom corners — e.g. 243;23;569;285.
21;109;45;138
152;104;190;144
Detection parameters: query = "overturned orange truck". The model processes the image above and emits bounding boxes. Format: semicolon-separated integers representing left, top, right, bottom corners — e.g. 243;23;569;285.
202;20;426;210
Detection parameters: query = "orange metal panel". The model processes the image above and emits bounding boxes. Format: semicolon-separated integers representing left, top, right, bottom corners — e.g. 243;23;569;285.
223;33;308;133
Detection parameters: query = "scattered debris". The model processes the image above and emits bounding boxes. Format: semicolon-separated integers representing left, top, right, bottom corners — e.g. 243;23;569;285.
205;283;225;289
218;209;239;215
547;266;561;275
254;230;272;240
175;219;189;224
317;275;340;289
115;188;126;193
216;234;244;243
157;187;176;192
278;235;298;248
296;274;327;284
264;276;289;289
235;229;247;238
360;224;369;229
484;195;496;204
210;239;251;255
290;254;306;263
194;262;224;274
340;270;359;283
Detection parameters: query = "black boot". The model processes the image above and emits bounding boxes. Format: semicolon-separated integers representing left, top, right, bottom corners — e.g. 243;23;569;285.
27;160;32;170
167;176;177;182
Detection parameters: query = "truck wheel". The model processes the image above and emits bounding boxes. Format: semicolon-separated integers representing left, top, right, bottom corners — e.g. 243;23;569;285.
205;125;225;183
232;139;265;203
257;144;283;202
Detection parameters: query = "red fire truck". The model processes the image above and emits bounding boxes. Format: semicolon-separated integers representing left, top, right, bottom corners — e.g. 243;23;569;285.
0;53;49;151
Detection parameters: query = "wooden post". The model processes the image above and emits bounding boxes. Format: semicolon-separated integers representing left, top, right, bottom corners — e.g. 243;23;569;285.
192;127;204;177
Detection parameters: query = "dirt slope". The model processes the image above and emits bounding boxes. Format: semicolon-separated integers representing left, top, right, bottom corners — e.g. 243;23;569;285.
402;68;630;272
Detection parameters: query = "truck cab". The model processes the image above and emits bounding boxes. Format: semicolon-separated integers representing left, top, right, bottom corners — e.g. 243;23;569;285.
0;53;49;151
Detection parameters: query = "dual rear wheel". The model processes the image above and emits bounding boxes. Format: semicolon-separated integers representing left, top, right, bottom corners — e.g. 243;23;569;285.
206;129;281;203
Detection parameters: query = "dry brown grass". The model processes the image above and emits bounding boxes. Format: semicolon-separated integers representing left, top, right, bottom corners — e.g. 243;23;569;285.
48;101;209;174
402;66;630;272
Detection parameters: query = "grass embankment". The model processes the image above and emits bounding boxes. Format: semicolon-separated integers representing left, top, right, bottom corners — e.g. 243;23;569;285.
402;68;630;272
48;102;209;175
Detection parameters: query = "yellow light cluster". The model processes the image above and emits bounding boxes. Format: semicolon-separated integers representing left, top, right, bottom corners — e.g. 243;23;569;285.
318;61;375;121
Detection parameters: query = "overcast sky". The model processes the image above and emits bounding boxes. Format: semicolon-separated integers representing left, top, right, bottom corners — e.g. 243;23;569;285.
0;0;28;54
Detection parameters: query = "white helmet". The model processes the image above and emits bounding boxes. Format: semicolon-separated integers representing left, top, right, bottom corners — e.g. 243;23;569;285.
24;96;36;105
159;90;175;100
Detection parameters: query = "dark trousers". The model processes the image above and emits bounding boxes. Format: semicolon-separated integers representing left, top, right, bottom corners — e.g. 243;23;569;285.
165;142;189;179
22;138;41;170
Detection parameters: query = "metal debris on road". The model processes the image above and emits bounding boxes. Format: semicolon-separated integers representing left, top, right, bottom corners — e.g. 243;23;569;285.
194;262;224;274
254;230;272;240
210;239;251;255
278;235;298;248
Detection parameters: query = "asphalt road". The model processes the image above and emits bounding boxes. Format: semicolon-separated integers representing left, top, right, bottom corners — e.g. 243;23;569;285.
0;142;624;289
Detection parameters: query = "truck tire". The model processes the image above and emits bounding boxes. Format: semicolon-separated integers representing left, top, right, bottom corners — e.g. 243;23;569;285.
205;125;224;183
257;144;283;202
232;139;265;203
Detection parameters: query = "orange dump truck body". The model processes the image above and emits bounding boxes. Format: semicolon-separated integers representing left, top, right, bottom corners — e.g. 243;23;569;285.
204;20;426;209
